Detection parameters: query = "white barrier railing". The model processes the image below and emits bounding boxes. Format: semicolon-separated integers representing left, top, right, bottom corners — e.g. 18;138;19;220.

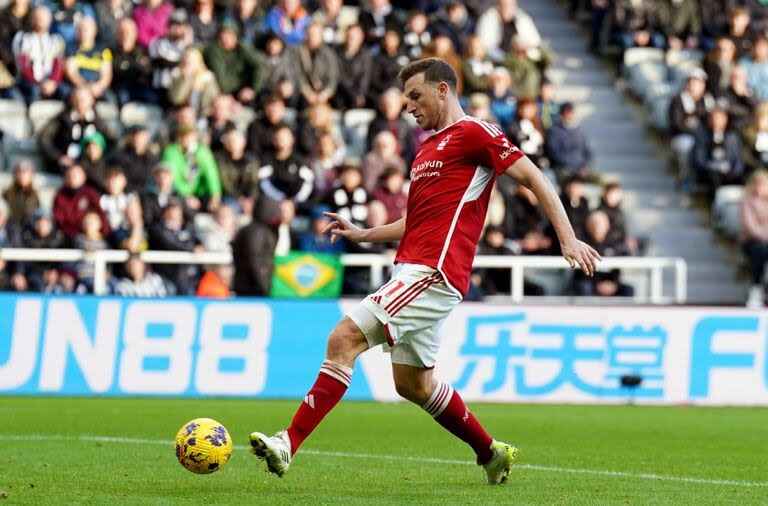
0;249;687;303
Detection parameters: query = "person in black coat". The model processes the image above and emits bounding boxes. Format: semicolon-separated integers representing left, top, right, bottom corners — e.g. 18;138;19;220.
692;106;744;191
558;174;590;242
721;64;758;130
140;162;193;228
247;95;289;157
109;125;160;192
572;210;634;297
366;87;415;164
147;197;202;294
367;29;409;107
19;210;67;291
231;195;283;296
332;23;373;111
358;0;404;48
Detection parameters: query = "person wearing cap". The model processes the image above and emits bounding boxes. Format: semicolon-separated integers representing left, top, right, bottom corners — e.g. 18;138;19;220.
669;68;715;196
544;102;593;182
161;122;222;212
2;159;41;228
148;7;193;91
109;124;159;192
203;18;265;104
112;17;157;106
133;0;173;48
79;130;108;191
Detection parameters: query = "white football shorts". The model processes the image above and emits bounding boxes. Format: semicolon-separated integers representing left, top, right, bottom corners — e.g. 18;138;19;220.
347;263;461;368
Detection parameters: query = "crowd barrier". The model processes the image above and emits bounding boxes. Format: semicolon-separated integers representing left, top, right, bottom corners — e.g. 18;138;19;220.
1;295;764;405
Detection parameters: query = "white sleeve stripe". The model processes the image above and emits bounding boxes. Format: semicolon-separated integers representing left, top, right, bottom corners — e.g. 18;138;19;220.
467;116;501;138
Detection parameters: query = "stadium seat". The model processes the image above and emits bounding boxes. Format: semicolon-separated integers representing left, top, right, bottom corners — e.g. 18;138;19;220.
342;108;376;158
95;101;123;137
120;102;164;138
622;47;665;73
28;100;66;136
0;108;30;141
628;62;667;102
1;135;42;172
712;185;744;238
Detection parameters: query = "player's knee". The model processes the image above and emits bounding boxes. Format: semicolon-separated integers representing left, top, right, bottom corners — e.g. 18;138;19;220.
326;318;368;366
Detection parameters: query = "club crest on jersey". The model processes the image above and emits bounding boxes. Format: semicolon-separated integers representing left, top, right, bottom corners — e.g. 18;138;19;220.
436;134;452;151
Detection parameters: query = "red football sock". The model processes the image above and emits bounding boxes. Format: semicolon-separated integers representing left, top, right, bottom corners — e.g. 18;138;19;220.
423;382;494;464
286;360;352;455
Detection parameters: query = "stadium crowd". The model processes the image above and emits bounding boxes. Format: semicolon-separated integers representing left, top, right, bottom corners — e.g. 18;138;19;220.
0;0;640;299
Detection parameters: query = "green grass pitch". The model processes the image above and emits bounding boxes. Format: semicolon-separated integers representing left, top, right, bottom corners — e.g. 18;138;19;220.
1;398;766;504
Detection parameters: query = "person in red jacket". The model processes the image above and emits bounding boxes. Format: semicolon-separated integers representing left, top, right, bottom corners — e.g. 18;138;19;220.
52;163;110;243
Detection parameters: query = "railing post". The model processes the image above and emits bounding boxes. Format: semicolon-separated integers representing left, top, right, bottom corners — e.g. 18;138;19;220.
511;263;524;303
370;259;383;289
674;259;687;304
93;251;108;295
649;265;663;304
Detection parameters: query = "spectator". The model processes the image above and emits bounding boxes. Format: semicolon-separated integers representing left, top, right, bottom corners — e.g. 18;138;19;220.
743;0;768;34
422;33;464;95
148;8;193;94
740;169;768;307
73;209;108;290
402;10;431;60
366;87;415;164
12;6;67;103
264;0;311;46
721;65;758;130
261;31;297;105
148;197;203;294
39;87;112;172
100;167;145;250
537;78;560;131
196;265;232;298
324;164;369;228
573;210;634;297
597;182;639;255
467;92;498;124
231;0;268;45
371;166;407;223
742;103;768;173
247;95;288;156
290;21;339;108
189;0;218;45
703;37;737;97
161;123;222;212
0;199;23;291
358;0;402;48
333;24;373;111
113;254;169;296
363;200;394;252
109;124;159;192
488;67;516;127
2;159;41;228
297;102;345;158
501;38;544;100
502;184;551;255
140;162;192;226
133;0;173;49
476;0;543;63
298;204;345;253
609;0;664;60
203;20;265;105
507;98;547;167
49;0;96;52
53;163;110;241
78;130;108;191
258;125;314;205
310;132;345;195
545;102;593;180
739;36;768;102
362;130;407;193
231;195;284;296
206;94;236;153
476;224;543;296
112;17;157;105
94;0;132;48
196;204;236;253
668;69;714;193
169;47;220;117
216;128;260;215
313;0;348;46
431;1;473;55
0;0;30;101
20;209;67;291
367;29;409;106
693;106;744;191
657;0;702;51
699;0;737;50
559;174;590;241
727;7;753;59
462;35;494;96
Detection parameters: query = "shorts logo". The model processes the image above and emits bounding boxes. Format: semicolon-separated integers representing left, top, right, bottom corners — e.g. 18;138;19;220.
436;134;452;151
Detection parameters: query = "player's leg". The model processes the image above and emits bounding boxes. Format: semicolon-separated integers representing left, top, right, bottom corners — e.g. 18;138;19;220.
250;316;369;476
391;358;518;484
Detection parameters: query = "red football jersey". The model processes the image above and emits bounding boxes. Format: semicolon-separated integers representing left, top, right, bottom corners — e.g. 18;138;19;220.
395;116;525;296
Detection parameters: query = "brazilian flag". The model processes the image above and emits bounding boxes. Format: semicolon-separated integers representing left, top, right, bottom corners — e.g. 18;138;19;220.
270;252;344;298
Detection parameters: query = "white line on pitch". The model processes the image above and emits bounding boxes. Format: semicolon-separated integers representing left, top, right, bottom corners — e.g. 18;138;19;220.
2;434;766;488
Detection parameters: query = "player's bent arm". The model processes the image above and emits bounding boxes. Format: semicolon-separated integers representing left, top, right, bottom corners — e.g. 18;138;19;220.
323;212;405;244
360;216;406;243
503;156;601;276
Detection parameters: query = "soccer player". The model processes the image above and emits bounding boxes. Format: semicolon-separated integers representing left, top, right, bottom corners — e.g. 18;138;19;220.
249;58;601;484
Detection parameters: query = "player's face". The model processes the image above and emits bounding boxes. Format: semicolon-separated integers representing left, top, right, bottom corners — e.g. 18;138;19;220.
404;74;441;130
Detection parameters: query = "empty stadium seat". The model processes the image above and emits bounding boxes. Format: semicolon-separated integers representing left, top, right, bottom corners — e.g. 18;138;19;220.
342;108;376;158
231;106;256;132
1;135;42;172
0;99;30;141
120;102;164;138
95;101;123;137
28;100;66;135
712;185;744;239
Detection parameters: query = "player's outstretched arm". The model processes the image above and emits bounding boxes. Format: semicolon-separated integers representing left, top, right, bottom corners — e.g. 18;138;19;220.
504;156;602;276
322;212;405;245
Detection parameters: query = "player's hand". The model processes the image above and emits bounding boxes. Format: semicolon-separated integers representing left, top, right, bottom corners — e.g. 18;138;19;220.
323;212;366;245
561;238;602;277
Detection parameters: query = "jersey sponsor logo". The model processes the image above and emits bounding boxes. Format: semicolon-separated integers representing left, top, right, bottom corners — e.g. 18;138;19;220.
411;159;443;182
436;134;452;151
499;144;520;160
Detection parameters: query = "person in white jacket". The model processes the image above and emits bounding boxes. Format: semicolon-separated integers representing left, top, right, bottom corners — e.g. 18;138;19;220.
475;0;543;63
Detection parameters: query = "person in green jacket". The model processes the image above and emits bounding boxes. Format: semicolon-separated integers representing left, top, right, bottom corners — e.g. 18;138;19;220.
202;19;266;105
161;123;222;212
